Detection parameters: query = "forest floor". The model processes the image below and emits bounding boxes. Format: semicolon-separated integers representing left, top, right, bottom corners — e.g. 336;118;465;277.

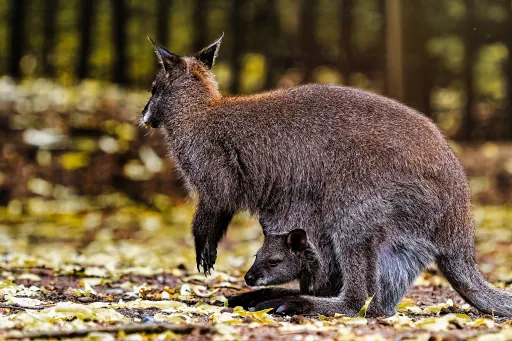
1;79;512;340
1;199;511;341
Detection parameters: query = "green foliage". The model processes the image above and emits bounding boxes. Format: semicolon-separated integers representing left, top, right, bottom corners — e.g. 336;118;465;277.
475;43;508;101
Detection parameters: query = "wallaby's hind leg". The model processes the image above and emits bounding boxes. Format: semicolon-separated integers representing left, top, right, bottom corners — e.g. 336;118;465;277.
254;241;435;317
375;241;436;315
255;238;380;316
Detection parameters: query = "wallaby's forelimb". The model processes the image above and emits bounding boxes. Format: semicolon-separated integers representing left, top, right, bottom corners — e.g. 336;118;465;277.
192;201;233;274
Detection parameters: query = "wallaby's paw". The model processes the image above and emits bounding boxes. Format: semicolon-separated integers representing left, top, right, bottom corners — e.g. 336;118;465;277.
195;242;217;276
254;296;314;316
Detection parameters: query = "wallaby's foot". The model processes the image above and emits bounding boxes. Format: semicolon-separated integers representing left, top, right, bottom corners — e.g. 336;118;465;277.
365;305;395;318
228;288;300;309
253;295;377;317
254;296;314;315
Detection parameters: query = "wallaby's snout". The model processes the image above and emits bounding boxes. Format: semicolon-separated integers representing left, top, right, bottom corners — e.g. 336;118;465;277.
244;270;258;286
141;101;160;128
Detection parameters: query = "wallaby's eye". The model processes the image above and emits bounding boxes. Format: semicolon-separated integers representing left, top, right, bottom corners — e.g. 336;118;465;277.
151;87;156;95
268;259;281;267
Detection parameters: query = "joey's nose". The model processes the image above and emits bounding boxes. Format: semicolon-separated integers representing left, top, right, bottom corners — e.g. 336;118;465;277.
244;272;256;286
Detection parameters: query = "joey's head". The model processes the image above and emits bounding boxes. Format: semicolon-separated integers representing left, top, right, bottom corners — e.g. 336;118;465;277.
141;34;223;128
244;229;309;287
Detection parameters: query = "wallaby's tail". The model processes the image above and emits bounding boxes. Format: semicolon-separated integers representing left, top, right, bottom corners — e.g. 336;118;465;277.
437;253;512;317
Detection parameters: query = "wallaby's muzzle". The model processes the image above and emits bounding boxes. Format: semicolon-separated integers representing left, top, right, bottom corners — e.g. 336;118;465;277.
244;270;259;286
141;102;160;128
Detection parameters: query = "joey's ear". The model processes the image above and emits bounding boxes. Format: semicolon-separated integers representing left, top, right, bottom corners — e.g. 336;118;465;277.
286;229;308;253
148;36;183;72
194;33;223;69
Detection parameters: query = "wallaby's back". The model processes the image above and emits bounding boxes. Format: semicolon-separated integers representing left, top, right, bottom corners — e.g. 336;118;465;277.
191;84;466;228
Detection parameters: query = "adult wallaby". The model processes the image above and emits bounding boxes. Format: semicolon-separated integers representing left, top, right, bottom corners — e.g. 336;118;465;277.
142;34;512;317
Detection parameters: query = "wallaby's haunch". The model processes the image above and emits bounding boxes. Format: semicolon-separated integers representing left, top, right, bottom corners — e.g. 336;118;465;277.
142;35;512;317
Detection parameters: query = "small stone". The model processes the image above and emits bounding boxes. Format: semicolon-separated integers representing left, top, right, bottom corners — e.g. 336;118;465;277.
105;288;124;295
78;296;93;303
122;293;137;301
243;316;253;323
142;315;155;323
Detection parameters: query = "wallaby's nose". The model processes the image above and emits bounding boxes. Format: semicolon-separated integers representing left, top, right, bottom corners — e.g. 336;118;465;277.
141;102;149;117
244;272;256;286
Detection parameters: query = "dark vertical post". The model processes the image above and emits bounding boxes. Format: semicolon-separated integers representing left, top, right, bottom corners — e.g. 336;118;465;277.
42;0;57;77
384;0;404;101
111;0;128;85
299;0;317;83
230;0;244;94
7;0;26;79
459;0;475;140
262;0;281;89
402;0;429;115
339;0;354;85
76;0;95;80
192;0;208;51
504;0;512;139
156;0;171;46
378;0;386;94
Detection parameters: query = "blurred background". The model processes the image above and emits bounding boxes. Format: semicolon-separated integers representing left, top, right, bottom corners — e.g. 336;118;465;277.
0;0;511;273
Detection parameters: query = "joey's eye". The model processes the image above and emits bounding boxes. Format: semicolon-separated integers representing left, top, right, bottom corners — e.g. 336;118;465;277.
151;87;156;95
268;259;281;267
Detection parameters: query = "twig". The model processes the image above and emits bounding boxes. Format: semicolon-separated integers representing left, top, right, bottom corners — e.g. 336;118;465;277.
0;304;53;311
4;323;214;339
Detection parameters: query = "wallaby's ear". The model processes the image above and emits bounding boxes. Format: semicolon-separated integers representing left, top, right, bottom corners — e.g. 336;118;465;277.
194;33;224;69
286;229;308;253
148;36;182;72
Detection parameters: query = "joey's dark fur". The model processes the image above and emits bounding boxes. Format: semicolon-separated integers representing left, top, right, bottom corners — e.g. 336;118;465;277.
243;229;333;295
143;35;512;317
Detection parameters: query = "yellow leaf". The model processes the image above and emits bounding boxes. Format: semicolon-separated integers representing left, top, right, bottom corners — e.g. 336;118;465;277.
358;296;374;317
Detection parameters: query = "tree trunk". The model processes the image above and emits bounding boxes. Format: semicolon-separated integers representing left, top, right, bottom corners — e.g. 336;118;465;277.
76;0;95;80
339;0;354;85
193;0;208;52
459;0;476;140
299;0;317;83
42;0;57;77
111;0;128;85
402;0;429;115
156;0;171;46
260;0;281;89
8;0;26;79
504;1;512;139
383;0;404;101
229;0;244;94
